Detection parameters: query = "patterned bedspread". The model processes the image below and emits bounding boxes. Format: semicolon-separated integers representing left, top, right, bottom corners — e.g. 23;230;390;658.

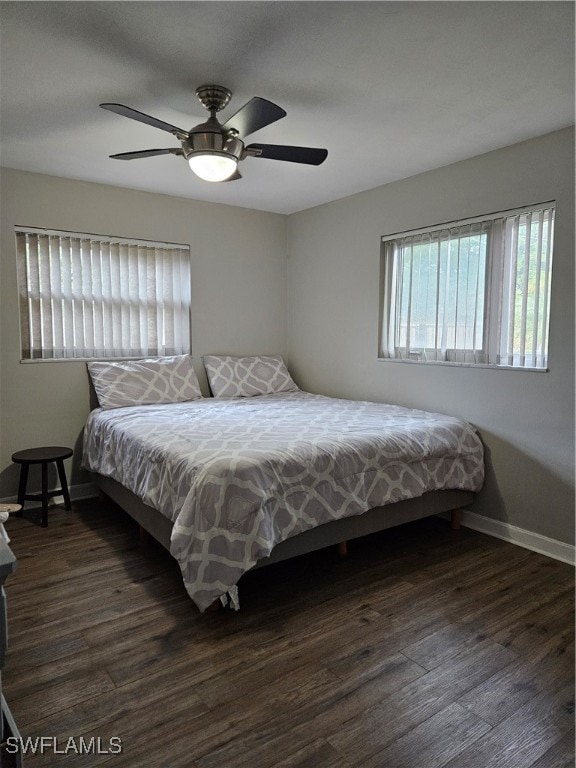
82;392;484;611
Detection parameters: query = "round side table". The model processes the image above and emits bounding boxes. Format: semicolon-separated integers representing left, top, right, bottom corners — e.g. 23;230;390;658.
11;447;73;528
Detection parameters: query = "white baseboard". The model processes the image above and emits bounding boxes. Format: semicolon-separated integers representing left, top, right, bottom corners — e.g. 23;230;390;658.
0;482;98;509
69;482;99;502
4;484;574;566
454;509;575;566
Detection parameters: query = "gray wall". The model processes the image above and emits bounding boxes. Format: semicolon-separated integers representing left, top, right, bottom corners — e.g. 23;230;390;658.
0;169;287;494
287;128;575;545
1;129;574;548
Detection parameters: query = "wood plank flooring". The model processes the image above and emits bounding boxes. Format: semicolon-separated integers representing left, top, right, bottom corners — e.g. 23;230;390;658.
1;499;574;768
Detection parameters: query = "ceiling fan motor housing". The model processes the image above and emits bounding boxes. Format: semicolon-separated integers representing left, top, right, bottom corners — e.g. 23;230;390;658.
183;127;244;163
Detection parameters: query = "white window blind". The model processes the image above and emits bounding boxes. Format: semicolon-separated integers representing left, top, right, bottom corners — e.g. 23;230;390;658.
16;228;191;360
497;208;554;368
380;203;555;370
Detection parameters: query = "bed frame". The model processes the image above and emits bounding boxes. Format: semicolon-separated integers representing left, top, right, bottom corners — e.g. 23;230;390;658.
95;473;470;568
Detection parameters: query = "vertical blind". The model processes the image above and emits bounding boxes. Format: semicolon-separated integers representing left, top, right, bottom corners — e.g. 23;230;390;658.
16;228;191;359
498;207;554;368
381;203;555;369
382;222;490;364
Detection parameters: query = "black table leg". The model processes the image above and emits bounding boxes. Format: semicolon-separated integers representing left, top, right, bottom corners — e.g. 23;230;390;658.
16;465;28;511
56;459;72;511
41;461;48;528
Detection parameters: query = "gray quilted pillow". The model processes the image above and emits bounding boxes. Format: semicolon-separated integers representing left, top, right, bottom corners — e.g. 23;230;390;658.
203;355;298;398
88;355;203;409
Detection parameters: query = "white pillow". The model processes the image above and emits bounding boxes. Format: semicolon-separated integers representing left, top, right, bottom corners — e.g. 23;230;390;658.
203;355;298;398
87;355;203;409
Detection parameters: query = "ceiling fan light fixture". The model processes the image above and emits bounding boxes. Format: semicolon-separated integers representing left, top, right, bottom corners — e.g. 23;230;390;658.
188;152;238;182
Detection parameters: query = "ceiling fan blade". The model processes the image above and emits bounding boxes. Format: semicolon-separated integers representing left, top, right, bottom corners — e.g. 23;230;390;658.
222;97;286;138
247;143;328;165
109;148;183;160
100;103;185;136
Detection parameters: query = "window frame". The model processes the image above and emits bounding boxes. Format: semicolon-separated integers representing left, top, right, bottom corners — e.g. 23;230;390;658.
378;202;555;372
15;226;192;363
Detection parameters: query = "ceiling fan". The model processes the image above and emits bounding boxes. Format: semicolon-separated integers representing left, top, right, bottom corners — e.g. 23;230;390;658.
100;84;328;183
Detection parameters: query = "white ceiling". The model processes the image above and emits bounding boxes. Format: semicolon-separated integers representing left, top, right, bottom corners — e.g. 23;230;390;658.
1;1;574;215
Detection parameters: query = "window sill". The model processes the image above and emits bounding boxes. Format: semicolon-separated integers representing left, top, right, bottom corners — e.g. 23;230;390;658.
376;357;549;373
19;355;162;364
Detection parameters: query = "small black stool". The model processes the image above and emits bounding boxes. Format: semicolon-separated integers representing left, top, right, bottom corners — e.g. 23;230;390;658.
12;446;73;527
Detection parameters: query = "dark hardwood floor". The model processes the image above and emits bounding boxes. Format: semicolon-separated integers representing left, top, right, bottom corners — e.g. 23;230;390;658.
2;499;574;767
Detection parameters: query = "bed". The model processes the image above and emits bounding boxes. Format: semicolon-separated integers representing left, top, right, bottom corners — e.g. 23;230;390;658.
83;355;484;612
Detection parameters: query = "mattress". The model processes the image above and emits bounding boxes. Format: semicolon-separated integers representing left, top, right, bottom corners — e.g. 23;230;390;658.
82;391;484;610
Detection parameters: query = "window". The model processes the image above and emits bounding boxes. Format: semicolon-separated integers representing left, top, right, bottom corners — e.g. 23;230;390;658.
15;228;191;360
380;203;555;370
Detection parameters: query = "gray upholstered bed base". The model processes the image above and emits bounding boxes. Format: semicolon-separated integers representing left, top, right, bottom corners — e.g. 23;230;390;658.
94;473;472;569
